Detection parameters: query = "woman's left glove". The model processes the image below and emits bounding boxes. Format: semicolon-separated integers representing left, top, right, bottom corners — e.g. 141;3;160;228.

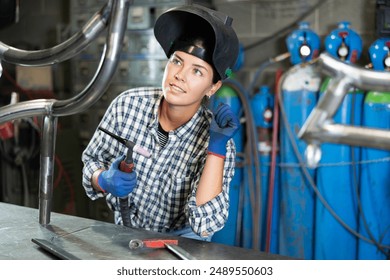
208;103;240;158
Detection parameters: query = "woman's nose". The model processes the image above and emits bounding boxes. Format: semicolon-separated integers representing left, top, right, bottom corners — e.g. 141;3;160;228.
174;70;185;82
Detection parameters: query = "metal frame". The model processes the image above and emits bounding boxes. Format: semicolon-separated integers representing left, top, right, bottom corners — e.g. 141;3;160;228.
298;52;390;167
0;0;130;225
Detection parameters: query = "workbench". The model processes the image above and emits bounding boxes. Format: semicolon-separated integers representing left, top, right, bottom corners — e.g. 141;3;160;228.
0;202;290;260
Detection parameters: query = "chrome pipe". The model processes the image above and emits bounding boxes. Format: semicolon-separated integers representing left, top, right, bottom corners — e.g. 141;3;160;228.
298;76;352;140
0;99;55;124
317;123;390;150
319;52;390;91
52;0;130;116
0;2;111;66
0;0;128;123
0;0;130;225
298;53;390;167
39;115;58;225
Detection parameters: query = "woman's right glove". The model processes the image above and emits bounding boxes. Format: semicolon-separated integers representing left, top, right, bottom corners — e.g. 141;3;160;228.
97;155;137;197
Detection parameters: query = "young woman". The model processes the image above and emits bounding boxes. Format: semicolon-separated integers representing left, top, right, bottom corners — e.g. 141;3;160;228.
81;4;240;241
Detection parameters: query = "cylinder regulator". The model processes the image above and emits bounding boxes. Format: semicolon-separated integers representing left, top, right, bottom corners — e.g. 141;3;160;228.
324;21;363;63
286;21;321;65
369;37;390;70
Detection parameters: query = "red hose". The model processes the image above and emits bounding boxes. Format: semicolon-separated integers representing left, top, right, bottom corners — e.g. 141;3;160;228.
265;68;283;252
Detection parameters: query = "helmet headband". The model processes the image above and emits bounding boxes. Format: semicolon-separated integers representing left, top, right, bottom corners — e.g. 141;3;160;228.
171;38;213;66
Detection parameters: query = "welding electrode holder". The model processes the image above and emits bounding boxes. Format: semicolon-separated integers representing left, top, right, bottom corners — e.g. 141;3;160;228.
98;127;136;228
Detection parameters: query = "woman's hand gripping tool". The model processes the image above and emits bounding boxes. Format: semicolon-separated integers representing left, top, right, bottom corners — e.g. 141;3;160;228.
98;127;151;227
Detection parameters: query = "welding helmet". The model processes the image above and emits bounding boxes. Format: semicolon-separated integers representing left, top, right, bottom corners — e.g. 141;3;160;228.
154;4;239;80
369;38;390;71
286;22;320;65
324;21;362;63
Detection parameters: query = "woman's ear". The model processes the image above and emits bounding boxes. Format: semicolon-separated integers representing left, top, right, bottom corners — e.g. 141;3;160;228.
207;80;223;98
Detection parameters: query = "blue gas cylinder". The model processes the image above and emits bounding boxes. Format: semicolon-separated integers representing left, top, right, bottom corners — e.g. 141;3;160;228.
210;85;244;246
279;64;321;259
315;21;363;260
358;92;390;260
358;37;390;260
315;79;363;260
279;21;322;259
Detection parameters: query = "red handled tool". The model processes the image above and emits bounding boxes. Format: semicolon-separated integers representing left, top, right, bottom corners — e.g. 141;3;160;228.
128;239;179;249
128;238;196;260
98;127;151;227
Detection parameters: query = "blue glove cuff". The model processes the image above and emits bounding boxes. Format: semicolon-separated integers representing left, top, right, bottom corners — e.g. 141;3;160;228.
208;131;229;158
96;170;108;193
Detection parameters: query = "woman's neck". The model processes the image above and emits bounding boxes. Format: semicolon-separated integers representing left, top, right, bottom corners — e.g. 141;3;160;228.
158;99;198;131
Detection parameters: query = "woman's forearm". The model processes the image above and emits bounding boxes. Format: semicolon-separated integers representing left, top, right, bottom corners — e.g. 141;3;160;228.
195;153;225;206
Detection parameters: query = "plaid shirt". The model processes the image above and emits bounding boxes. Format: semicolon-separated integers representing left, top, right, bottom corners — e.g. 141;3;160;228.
81;87;236;237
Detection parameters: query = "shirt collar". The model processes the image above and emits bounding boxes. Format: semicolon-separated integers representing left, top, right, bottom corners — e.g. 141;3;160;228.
148;93;163;129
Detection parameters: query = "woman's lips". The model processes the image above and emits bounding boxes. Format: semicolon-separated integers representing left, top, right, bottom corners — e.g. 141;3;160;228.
169;83;186;93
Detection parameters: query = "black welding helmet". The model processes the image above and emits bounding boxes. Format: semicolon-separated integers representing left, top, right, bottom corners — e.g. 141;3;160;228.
154;4;239;80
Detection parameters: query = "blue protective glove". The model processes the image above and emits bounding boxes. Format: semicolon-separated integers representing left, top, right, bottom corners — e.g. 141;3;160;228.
97;155;137;197
208;103;240;158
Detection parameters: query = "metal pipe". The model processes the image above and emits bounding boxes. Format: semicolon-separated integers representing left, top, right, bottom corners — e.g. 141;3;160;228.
53;0;130;116
0;2;112;66
298;76;352;140
0;99;54;124
319;52;390;91
0;0;130;225
0;0;129;124
39;115;58;225
298;53;390;166
305;123;390;150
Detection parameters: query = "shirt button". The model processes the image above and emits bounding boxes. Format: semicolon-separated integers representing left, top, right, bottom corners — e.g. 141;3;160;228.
145;186;150;191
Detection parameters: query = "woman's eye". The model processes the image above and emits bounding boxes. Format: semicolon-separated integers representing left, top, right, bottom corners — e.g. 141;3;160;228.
194;68;203;76
170;57;181;65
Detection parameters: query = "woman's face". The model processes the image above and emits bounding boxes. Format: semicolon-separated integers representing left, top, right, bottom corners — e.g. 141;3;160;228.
162;51;221;108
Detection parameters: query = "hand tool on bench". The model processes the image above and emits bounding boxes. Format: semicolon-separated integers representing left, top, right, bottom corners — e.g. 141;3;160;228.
128;238;197;260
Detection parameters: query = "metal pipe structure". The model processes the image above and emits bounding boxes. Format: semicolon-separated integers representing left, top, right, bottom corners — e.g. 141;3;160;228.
53;0;130;116
0;2;111;66
298;52;390;167
39;115;58;225
0;0;130;225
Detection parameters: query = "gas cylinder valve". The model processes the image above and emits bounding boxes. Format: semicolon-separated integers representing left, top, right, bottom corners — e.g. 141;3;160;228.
286;21;320;65
263;108;273;123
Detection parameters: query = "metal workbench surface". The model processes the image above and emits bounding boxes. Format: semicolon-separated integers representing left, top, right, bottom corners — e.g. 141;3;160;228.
0;202;290;260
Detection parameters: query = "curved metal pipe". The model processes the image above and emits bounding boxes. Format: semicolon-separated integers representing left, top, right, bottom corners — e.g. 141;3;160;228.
0;2;112;66
0;0;129;123
53;0;130;116
0;99;55;123
0;0;130;226
298;52;390;166
298;75;353;140
319;52;390;91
